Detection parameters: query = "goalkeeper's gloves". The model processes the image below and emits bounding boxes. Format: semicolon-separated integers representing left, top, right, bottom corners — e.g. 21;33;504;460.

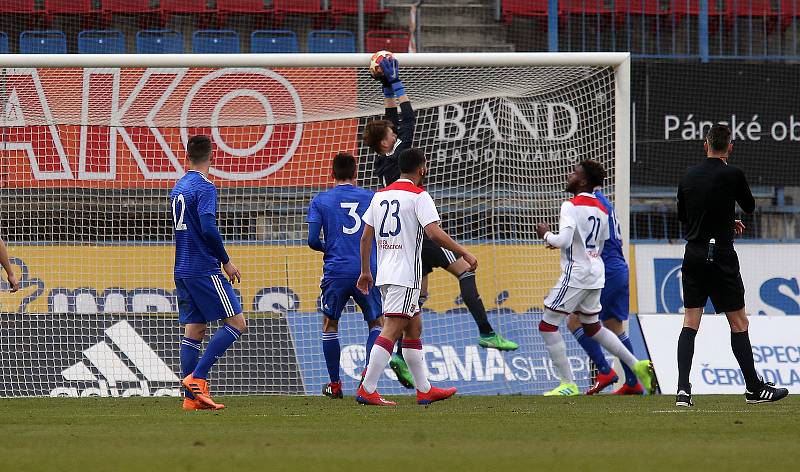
370;69;393;97
380;57;406;98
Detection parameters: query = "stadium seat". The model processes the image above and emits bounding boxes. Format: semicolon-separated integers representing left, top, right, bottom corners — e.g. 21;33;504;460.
308;30;356;53
730;0;779;31
501;0;551;24
44;0;99;28
192;30;241;54
217;0;273;27
780;0;800;30
136;29;184;53
251;30;299;53
102;0;162;28
669;0;728;31
614;0;670;29
0;33;8;54
562;0;612;15
330;0;389;28
20;30;67;54
78;30;126;54
0;1;40;29
273;0;328;28
161;0;218;28
365;30;410;53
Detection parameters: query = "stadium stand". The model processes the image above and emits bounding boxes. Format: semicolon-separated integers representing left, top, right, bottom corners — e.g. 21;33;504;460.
136;29;184;53
0;32;8;54
192;29;240;53
102;0;162;29
217;0;273;28
20;30;67;54
77;29;126;54
161;0;218;29
251;29;300;53
365;30;410;53
44;0;99;29
502;0;551;24
273;0;328;28
330;0;389;28
307;29;356;53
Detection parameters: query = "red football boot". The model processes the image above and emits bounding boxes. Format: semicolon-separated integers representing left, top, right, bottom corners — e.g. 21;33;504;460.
322;381;343;399
416;385;457;405
355;385;396;406
613;382;644;395
585;368;619;395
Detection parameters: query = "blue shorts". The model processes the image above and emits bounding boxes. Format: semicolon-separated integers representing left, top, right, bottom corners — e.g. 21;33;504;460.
600;270;630;322
320;277;382;322
176;274;243;324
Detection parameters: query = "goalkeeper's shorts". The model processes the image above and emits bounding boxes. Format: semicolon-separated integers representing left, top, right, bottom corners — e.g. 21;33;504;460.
421;237;459;275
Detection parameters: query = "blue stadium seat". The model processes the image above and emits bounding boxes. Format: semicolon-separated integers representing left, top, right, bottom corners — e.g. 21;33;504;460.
20;30;67;54
251;30;299;53
78;30;126;54
0;32;8;54
307;30;356;53
136;30;184;54
192;30;241;54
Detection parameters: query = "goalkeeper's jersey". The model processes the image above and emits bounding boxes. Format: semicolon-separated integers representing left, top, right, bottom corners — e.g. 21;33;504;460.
374;101;415;187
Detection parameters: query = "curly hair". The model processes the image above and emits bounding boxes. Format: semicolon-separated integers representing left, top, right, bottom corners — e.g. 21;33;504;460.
579;160;606;188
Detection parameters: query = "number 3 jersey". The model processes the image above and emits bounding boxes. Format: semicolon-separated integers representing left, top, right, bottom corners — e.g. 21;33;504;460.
363;179;440;289
170;170;223;278
554;192;610;289
306;184;377;280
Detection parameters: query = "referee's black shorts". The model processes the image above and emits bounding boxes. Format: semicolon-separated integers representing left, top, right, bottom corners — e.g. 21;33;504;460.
421;236;459;276
681;241;745;313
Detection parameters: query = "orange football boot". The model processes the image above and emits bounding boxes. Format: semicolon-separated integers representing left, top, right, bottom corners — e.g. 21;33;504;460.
182;374;225;410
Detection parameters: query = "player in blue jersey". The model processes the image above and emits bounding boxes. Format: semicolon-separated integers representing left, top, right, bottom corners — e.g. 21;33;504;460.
565;186;645;395
171;135;246;411
307;152;384;399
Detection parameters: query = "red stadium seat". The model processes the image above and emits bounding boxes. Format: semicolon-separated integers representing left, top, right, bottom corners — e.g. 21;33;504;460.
217;0;273;27
161;0;217;28
501;0;551;24
562;0;612;15
365;30;410;53
44;0;99;28
331;0;389;28
102;0;162;28
780;0;800;29
730;0;779;31
614;0;670;29
0;1;40;28
670;0;728;31
273;0;327;28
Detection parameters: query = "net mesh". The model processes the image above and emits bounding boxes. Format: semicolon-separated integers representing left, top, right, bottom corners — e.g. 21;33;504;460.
0;63;617;397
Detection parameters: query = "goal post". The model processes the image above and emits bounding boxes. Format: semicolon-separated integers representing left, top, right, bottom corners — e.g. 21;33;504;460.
0;52;630;398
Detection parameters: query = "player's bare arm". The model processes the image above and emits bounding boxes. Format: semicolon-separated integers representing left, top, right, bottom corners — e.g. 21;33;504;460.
0;238;19;292
223;261;241;284
424;222;477;272
357;224;376;294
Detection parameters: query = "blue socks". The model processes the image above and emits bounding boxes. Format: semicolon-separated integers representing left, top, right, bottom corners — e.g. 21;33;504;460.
322;332;341;383
193;324;241;380
618;332;638;386
365;327;382;366
180;337;202;399
572;327;611;375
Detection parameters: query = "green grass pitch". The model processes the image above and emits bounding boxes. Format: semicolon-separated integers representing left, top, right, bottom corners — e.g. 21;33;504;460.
2;395;798;472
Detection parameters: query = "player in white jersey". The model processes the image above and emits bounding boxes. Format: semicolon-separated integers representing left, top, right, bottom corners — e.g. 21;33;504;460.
535;160;653;396
356;148;477;406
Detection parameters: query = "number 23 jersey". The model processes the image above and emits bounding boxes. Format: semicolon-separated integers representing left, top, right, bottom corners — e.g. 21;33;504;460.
363;179;440;289
556;192;610;289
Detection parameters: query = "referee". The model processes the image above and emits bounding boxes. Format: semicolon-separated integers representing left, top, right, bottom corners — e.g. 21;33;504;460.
675;124;788;407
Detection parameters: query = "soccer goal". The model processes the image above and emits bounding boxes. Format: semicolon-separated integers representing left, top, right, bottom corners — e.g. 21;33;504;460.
0;52;629;397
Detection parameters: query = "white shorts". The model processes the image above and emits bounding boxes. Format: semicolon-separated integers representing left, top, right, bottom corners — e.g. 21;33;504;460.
380;285;421;318
543;285;602;316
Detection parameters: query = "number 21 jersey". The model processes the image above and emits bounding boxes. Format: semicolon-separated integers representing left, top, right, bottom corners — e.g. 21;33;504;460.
557;192;610;289
363;179;440;289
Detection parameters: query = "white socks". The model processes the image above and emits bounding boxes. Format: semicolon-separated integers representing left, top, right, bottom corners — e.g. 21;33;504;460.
541;330;574;383
402;340;430;393
361;336;394;393
590;327;638;369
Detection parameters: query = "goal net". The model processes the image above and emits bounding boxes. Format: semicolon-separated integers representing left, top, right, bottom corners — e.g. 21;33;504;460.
0;53;628;397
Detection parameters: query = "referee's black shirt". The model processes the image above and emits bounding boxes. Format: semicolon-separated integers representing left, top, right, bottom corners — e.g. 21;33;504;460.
677;157;755;245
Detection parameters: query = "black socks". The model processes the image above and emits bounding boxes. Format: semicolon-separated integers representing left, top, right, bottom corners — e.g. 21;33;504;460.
677;326;697;392
459;272;493;335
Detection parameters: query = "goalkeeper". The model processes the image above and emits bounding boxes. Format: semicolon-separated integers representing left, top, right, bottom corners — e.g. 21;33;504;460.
363;55;518;388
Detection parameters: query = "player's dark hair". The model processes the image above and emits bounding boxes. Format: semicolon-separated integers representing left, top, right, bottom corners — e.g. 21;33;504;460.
332;152;357;180
363;120;396;153
398;148;426;173
187;135;212;164
706;123;732;152
579;160;606;187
